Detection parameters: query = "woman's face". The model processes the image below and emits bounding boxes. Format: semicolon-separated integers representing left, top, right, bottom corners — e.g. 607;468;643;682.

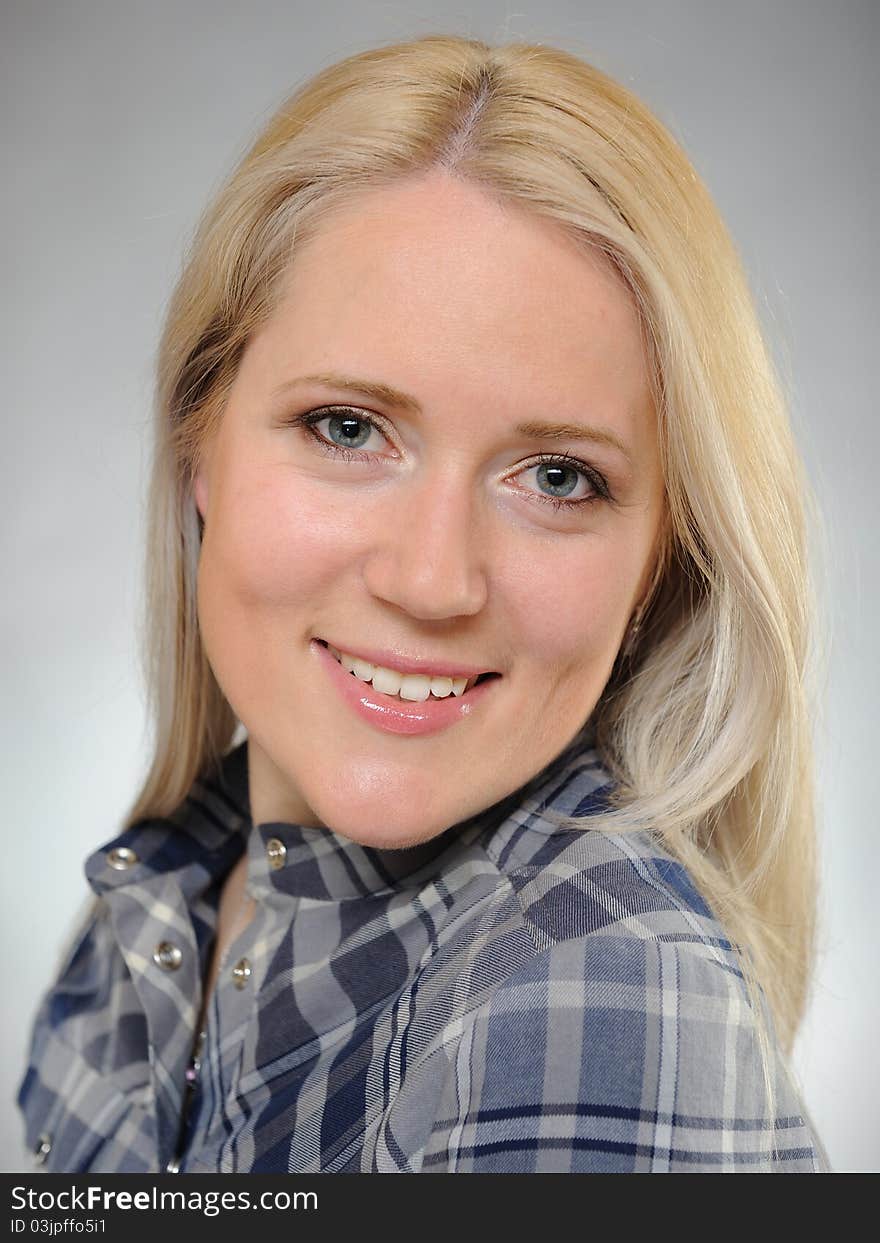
193;170;665;846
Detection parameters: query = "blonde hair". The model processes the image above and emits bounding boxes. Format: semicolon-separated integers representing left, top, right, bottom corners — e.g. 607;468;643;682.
126;35;825;1100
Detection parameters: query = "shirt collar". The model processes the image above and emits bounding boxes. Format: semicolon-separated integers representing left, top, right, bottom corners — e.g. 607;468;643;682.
87;718;603;905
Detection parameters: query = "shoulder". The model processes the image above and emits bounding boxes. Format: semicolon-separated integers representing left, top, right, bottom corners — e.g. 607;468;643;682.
470;739;727;959
483;790;745;1008
419;822;826;1172
433;746;758;1035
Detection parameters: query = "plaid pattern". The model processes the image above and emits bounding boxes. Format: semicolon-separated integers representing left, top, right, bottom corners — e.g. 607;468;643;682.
18;724;829;1173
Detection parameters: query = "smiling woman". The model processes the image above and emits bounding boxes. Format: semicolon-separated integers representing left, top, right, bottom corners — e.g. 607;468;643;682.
189;172;665;846
18;33;828;1173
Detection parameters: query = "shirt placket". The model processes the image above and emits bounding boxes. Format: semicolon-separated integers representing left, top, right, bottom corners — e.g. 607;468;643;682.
165;1025;207;1173
171;882;287;1173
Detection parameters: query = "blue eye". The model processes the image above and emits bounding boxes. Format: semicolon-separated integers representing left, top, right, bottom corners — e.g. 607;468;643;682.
300;409;383;456
289;407;612;511
536;461;580;497
515;453;611;510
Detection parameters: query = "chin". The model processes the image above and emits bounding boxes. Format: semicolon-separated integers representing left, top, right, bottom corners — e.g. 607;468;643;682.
306;789;455;851
354;825;442;852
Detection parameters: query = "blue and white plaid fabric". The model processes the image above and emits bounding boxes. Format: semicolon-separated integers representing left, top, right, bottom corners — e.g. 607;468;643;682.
18;726;829;1173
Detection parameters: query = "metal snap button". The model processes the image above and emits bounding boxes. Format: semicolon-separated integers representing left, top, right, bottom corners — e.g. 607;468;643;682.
231;957;252;989
265;837;287;870
107;846;138;870
33;1133;51;1165
152;941;183;971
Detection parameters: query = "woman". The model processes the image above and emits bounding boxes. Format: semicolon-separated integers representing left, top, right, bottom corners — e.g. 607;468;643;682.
18;33;829;1173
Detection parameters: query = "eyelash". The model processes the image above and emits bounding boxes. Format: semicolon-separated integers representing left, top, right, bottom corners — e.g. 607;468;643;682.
287;406;613;512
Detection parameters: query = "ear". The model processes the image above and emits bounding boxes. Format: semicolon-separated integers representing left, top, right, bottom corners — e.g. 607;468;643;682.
193;461;209;521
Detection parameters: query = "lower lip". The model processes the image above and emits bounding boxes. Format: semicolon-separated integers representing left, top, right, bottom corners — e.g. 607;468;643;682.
310;639;501;737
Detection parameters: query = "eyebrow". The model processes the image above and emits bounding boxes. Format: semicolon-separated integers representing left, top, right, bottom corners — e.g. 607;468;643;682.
274;371;633;463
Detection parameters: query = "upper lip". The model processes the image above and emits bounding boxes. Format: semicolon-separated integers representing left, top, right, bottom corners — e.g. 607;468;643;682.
317;638;498;680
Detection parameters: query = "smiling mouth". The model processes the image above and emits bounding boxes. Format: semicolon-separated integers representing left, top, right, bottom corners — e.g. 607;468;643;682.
315;638;500;697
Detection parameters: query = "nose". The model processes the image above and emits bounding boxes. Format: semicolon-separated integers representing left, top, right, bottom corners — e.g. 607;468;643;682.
361;469;489;621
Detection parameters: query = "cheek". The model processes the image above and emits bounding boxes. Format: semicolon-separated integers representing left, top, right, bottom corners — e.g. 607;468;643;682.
503;539;636;669
202;468;360;611
197;468;360;718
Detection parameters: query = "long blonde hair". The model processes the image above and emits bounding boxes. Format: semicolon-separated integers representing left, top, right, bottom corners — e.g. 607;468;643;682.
126;34;825;1074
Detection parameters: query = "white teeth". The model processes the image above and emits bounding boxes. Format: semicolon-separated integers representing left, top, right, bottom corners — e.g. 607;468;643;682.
327;644;478;699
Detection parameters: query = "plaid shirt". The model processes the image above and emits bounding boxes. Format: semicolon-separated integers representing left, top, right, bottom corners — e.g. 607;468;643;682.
18;726;829;1173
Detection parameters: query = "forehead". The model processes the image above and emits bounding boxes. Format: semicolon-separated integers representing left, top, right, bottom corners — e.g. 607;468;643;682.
242;172;654;444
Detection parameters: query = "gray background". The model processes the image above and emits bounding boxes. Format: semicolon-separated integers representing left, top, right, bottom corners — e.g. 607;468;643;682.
2;0;876;1173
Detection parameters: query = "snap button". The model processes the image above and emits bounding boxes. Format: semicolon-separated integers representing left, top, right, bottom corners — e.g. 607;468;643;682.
33;1133;51;1165
231;957;252;989
107;846;138;870
165;1157;180;1173
152;941;183;971
265;837;287;870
